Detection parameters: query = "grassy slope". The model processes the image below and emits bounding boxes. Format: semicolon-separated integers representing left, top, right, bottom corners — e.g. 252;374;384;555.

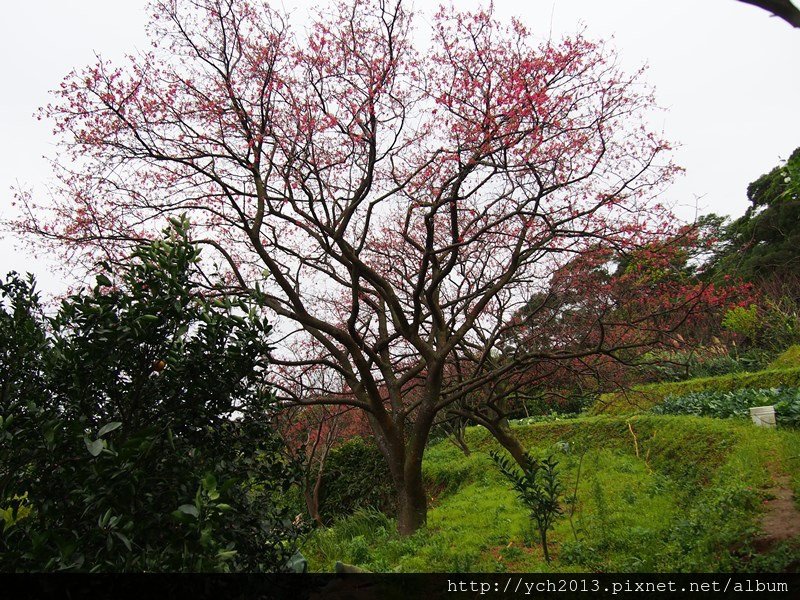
303;416;800;573
769;345;800;370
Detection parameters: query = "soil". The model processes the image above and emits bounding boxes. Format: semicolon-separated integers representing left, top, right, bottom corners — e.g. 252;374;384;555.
752;474;800;553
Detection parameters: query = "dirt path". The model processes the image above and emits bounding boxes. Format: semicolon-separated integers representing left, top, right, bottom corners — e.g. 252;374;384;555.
752;474;800;553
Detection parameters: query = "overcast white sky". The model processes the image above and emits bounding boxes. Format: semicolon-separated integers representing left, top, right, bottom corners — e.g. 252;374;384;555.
1;0;798;293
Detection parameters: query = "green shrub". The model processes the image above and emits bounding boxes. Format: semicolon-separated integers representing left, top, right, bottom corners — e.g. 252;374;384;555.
637;347;747;383
0;220;301;572
594;366;800;415
319;438;395;520
723;301;800;352
518;392;592;416
651;387;800;427
722;305;760;342
642;347;772;378
676;353;745;380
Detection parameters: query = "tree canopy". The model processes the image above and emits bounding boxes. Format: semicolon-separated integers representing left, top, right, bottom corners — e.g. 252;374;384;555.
10;0;724;534
709;147;800;290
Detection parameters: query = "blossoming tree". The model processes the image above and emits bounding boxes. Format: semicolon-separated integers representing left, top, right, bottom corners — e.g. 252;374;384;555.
15;0;712;533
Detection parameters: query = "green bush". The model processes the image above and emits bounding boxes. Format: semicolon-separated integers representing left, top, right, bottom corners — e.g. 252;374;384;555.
722;305;760;342
0;220;301;572
517;392;591;416
671;353;744;380
723;301;800;352
651;387;800;427
593;366;800;415
319;438;395;521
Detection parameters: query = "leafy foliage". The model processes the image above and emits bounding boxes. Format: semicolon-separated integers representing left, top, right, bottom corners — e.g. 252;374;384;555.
490;451;563;562
0;274;48;533
637;346;746;384
651;387;800;427
710;147;800;286
0;219;301;572
722;305;760;343
722;301;800;352
318;438;395;521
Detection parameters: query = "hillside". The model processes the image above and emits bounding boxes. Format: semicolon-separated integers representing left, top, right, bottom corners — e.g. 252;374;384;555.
303;415;800;572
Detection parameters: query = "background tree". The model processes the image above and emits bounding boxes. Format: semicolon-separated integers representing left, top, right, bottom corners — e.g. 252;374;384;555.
708;146;800;292
277;403;371;526
446;229;749;466
278;405;342;527
0;220;301;572
13;0;703;534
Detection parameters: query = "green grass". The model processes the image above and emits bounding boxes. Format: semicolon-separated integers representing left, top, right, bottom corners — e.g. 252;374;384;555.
302;415;800;573
593;366;800;415
770;345;800;370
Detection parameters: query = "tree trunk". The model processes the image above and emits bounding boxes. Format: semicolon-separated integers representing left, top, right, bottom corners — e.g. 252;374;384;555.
396;478;428;535
451;433;471;456
304;470;325;527
369;413;431;536
540;527;550;563
484;419;529;469
448;408;528;469
448;421;471;456
391;435;430;535
366;377;441;536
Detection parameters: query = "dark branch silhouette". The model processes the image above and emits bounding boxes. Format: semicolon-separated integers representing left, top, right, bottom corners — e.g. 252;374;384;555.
739;0;800;27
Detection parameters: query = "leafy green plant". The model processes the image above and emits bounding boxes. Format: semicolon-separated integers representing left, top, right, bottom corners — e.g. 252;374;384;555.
490;451;563;563
722;305;760;344
637;346;756;383
723;301;800;353
0;273;48;532
0;219;302;572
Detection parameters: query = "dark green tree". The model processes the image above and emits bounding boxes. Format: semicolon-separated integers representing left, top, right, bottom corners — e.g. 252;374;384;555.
0;219;301;572
710;148;800;288
0;274;49;533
